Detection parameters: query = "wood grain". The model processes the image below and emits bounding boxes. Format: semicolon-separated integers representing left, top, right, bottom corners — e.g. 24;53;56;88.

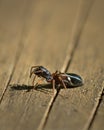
0;0;80;130
91;82;104;130
0;0;104;130
44;0;104;130
0;0;29;101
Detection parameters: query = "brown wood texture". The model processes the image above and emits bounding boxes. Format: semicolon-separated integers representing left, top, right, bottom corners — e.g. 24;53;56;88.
0;0;104;130
45;0;104;130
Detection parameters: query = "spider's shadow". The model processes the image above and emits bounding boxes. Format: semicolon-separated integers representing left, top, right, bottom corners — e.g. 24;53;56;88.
10;84;51;92
10;83;82;93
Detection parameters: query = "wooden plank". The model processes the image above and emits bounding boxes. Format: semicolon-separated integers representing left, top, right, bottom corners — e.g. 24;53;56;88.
44;0;104;130
91;82;104;130
38;1;95;130
0;0;30;100
0;0;80;130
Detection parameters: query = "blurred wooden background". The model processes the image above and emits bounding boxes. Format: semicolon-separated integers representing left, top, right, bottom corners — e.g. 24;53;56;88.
0;0;104;130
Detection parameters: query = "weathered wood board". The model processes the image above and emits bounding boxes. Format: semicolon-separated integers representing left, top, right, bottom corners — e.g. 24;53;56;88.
44;0;104;130
0;0;30;100
0;0;80;130
0;0;104;130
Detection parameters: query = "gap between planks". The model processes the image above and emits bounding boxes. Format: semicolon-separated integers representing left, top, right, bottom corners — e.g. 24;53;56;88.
83;82;104;130
37;0;95;130
0;40;23;104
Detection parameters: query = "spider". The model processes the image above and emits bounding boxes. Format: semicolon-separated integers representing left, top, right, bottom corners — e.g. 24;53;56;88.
30;66;83;91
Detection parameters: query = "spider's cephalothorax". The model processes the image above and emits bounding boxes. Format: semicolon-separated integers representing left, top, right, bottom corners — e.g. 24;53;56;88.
30;66;83;91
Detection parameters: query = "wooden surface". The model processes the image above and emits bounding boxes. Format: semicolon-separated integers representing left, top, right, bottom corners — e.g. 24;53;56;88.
0;0;104;130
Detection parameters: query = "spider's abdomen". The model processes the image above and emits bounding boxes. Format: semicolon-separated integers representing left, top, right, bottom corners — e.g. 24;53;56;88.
66;73;83;87
60;73;83;87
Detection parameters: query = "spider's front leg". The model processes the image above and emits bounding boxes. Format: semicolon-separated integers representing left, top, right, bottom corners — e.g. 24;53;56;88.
30;66;44;78
30;66;36;78
30;66;41;78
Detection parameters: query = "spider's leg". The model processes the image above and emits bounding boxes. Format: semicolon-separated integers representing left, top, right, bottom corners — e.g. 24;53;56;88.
52;79;55;93
32;75;36;86
30;66;36;74
30;66;40;78
30;70;35;78
32;75;40;90
30;66;40;71
58;76;67;89
30;69;43;78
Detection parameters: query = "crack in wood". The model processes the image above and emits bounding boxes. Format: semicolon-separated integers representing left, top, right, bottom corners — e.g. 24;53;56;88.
0;0;33;105
83;82;104;130
0;25;24;105
0;43;23;104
